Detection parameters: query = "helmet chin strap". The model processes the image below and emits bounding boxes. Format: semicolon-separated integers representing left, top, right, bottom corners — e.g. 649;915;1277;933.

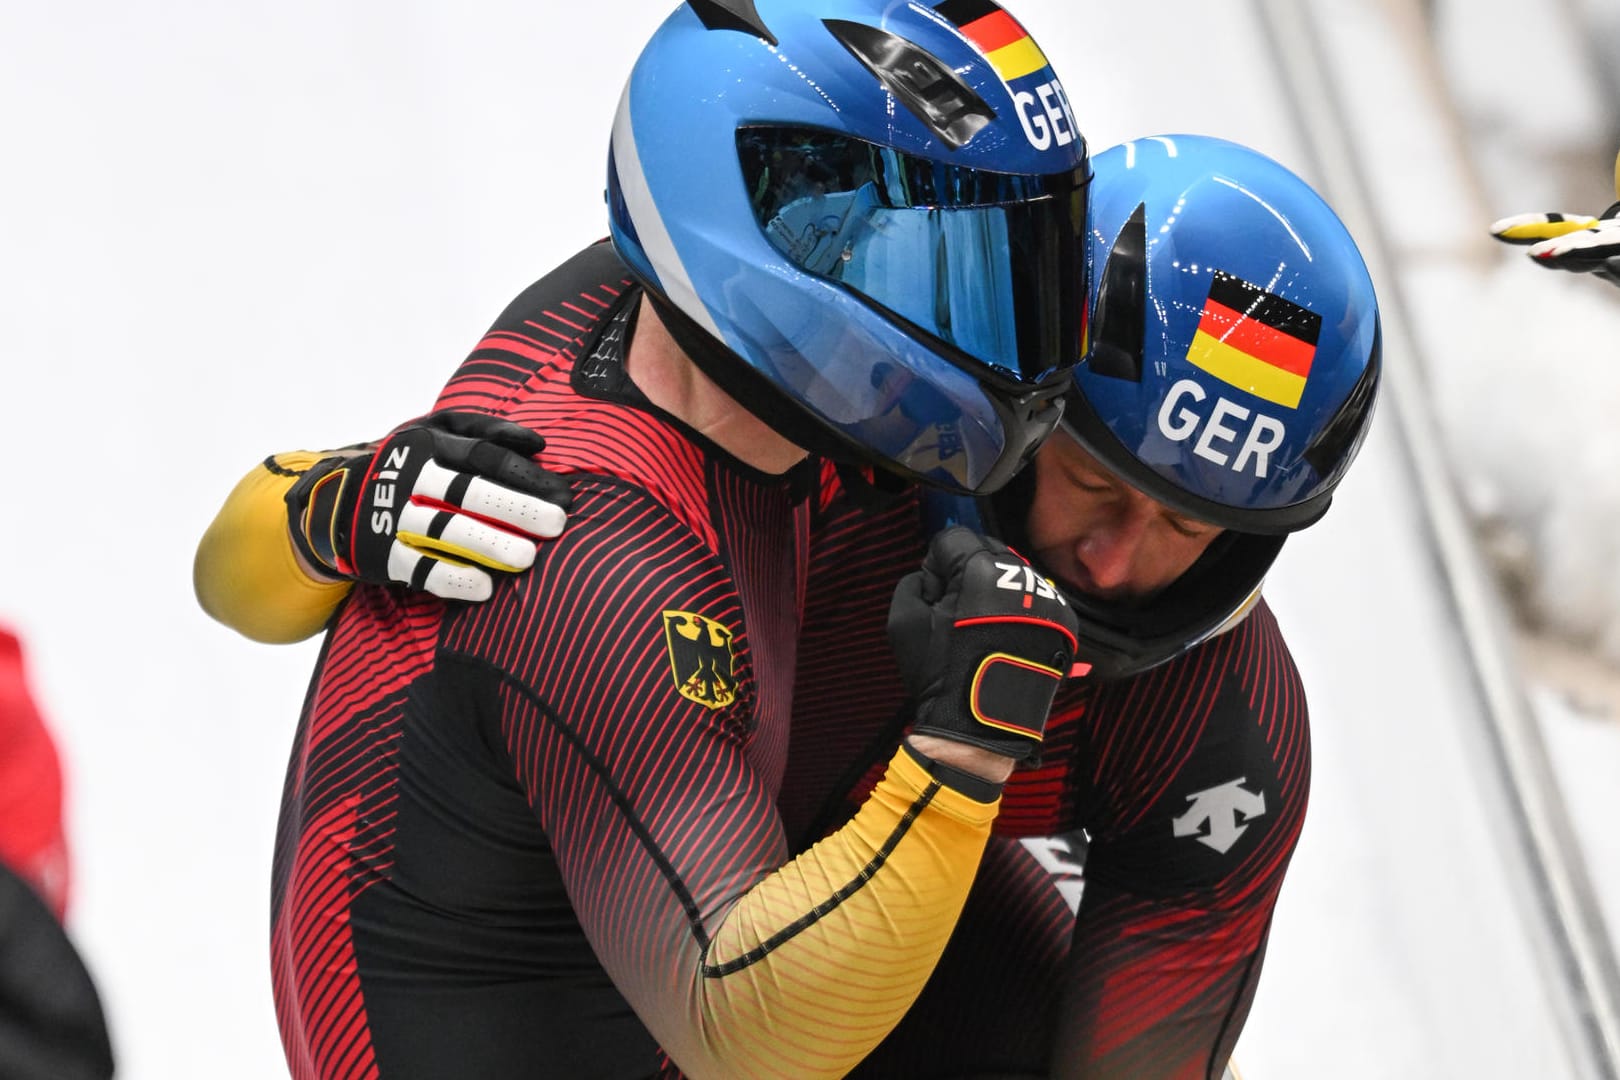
833;461;911;509
984;462;1038;558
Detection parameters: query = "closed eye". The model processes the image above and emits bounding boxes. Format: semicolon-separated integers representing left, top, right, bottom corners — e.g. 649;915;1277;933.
1059;465;1115;495
1164;513;1217;539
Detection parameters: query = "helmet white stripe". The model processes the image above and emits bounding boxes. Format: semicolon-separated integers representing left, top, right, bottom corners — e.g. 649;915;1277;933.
610;81;722;337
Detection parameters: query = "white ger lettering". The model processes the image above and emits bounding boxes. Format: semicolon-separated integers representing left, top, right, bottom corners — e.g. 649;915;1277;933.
1013;89;1050;151
1234;414;1286;477
1051;79;1079;142
1194;397;1249;468
1013;76;1076;151
1035;82;1074;147
1157;378;1206;440
1158;378;1289;478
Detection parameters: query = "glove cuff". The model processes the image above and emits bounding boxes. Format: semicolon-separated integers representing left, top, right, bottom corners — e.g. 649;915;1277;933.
286;455;360;579
899;741;1004;804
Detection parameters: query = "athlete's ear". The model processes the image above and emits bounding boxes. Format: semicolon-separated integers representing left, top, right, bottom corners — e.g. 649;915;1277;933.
686;0;777;44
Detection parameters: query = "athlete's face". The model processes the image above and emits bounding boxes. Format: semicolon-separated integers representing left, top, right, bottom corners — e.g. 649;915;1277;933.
1023;428;1222;601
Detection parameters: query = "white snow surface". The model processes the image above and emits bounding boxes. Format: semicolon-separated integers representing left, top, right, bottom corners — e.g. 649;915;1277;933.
0;2;1614;1078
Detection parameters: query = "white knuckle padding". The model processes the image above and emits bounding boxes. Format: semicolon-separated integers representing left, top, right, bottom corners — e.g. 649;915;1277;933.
422;561;493;603
459;476;567;538
397;502;537;572
387;539;494;602
413;459;457;502
1530;221;1620;259
1491;211;1594;234
387;541;425;587
410;460;566;539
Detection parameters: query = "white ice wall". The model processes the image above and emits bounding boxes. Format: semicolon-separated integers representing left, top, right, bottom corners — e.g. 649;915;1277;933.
0;2;1609;1077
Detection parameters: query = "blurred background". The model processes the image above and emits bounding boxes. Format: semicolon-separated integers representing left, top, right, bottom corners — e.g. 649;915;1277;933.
0;0;1617;1076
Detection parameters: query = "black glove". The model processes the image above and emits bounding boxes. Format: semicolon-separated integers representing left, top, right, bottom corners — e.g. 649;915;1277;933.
1490;150;1620;287
888;526;1080;763
287;410;573;601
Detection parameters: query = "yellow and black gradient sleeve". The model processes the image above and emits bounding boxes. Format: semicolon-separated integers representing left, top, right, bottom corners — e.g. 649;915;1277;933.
671;745;998;1078
447;471;1009;1078
193;453;353;643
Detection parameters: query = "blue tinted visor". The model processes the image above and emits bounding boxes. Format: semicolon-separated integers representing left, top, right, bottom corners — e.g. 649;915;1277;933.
738;125;1090;385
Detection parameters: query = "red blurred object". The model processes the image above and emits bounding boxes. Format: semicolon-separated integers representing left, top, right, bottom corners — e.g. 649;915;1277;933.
0;627;70;921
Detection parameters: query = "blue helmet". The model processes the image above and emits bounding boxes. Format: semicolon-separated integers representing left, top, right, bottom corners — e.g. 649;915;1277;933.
1067;134;1381;533
976;134;1382;678
607;0;1093;494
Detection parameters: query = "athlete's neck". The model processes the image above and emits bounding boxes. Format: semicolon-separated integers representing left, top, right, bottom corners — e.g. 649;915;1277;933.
626;296;809;474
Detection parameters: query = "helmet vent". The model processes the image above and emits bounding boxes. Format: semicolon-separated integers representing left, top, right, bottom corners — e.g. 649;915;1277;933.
824;19;995;149
687;0;777;45
1087;202;1148;381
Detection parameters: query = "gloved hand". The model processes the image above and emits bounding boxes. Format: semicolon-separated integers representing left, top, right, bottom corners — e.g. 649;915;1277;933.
888;526;1080;764
1489;149;1620;287
287;410;572;601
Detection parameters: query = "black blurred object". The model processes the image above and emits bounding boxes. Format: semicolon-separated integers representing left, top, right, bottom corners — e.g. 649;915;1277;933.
0;862;114;1079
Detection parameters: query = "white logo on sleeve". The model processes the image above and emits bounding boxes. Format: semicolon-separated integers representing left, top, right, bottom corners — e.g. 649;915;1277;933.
1171;778;1267;854
1020;834;1086;916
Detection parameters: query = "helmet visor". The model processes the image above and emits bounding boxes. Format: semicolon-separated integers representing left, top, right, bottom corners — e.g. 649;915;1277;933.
737;125;1089;384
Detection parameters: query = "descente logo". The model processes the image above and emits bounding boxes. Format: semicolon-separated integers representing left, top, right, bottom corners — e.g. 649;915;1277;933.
369;445;410;536
1172;778;1267;855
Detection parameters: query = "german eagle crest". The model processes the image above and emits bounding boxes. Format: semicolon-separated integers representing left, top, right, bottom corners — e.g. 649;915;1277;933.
663;610;737;709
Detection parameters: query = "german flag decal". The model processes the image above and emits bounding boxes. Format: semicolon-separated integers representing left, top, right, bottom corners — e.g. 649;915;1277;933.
934;0;1049;82
1187;272;1322;409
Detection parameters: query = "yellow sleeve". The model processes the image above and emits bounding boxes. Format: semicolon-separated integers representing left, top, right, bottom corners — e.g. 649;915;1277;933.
667;746;998;1078
194;453;353;644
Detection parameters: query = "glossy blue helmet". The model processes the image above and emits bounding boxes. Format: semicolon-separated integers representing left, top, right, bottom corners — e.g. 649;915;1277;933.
983;134;1381;678
607;0;1093;494
1068;134;1381;533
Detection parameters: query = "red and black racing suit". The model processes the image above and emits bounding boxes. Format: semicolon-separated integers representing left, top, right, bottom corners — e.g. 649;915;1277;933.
272;243;1006;1080
794;483;1309;1079
270;242;1309;1079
